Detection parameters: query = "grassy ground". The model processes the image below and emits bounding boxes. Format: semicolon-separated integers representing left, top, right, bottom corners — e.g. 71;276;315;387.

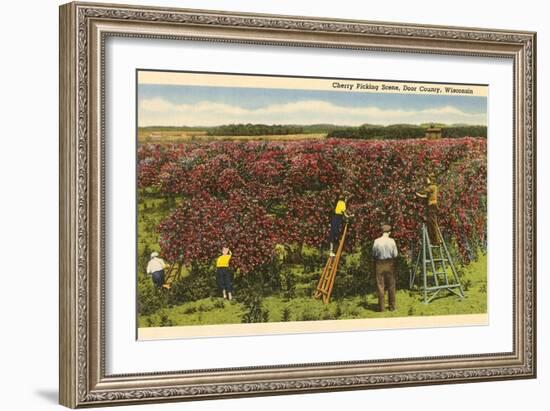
138;254;487;327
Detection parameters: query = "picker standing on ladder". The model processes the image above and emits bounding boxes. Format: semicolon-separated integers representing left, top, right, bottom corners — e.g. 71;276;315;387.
328;192;352;257
415;172;442;245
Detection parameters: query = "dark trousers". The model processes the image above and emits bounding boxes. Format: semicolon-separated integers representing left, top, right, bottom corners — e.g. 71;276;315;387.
151;270;164;288
329;214;343;244
375;259;396;312
427;204;441;245
216;268;234;293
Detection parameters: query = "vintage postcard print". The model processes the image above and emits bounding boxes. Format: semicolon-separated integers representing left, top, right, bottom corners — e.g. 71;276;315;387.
136;70;488;340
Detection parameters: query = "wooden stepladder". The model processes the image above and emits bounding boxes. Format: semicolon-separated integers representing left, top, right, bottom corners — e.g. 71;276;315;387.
162;261;183;289
410;224;465;304
314;224;348;304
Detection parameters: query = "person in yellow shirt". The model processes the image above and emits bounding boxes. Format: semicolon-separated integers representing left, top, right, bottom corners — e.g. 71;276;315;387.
329;193;351;257
415;173;442;245
216;247;233;300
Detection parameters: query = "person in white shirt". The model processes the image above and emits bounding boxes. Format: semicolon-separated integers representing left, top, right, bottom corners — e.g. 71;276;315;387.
372;224;399;312
146;251;167;289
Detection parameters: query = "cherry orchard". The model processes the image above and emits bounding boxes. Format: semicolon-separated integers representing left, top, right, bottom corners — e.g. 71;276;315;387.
138;137;487;273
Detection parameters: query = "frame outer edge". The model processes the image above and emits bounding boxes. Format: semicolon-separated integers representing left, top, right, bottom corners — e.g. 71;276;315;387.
533;32;537;378
59;1;536;406
529;31;537;378
59;2;78;409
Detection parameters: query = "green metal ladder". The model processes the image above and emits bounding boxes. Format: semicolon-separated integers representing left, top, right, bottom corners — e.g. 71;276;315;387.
410;224;465;304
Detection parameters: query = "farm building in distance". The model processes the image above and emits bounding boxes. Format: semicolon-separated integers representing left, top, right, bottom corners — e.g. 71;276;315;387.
425;126;442;139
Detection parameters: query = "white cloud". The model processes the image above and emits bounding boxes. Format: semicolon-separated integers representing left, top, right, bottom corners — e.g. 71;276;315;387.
138;98;486;127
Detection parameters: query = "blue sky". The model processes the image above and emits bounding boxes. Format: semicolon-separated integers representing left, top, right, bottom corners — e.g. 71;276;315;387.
138;84;487;127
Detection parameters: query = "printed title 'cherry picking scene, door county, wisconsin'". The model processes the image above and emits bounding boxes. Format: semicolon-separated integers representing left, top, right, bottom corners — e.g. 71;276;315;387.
136;70;488;339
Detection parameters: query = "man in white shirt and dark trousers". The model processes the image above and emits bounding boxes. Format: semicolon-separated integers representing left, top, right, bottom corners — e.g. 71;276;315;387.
372;224;399;312
146;251;167;289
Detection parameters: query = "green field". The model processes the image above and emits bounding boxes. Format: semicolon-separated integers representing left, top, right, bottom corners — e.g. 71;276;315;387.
137;193;487;328
137;128;327;144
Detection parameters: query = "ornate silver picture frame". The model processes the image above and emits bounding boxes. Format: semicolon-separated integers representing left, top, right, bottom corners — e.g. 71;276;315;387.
59;1;536;407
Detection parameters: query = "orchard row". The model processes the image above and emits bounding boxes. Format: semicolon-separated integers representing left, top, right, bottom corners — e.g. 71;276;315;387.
138;138;487;273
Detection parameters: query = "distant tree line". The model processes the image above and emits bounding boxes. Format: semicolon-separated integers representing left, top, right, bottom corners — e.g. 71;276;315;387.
441;126;487;138
140;124;487;139
328;125;487;140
